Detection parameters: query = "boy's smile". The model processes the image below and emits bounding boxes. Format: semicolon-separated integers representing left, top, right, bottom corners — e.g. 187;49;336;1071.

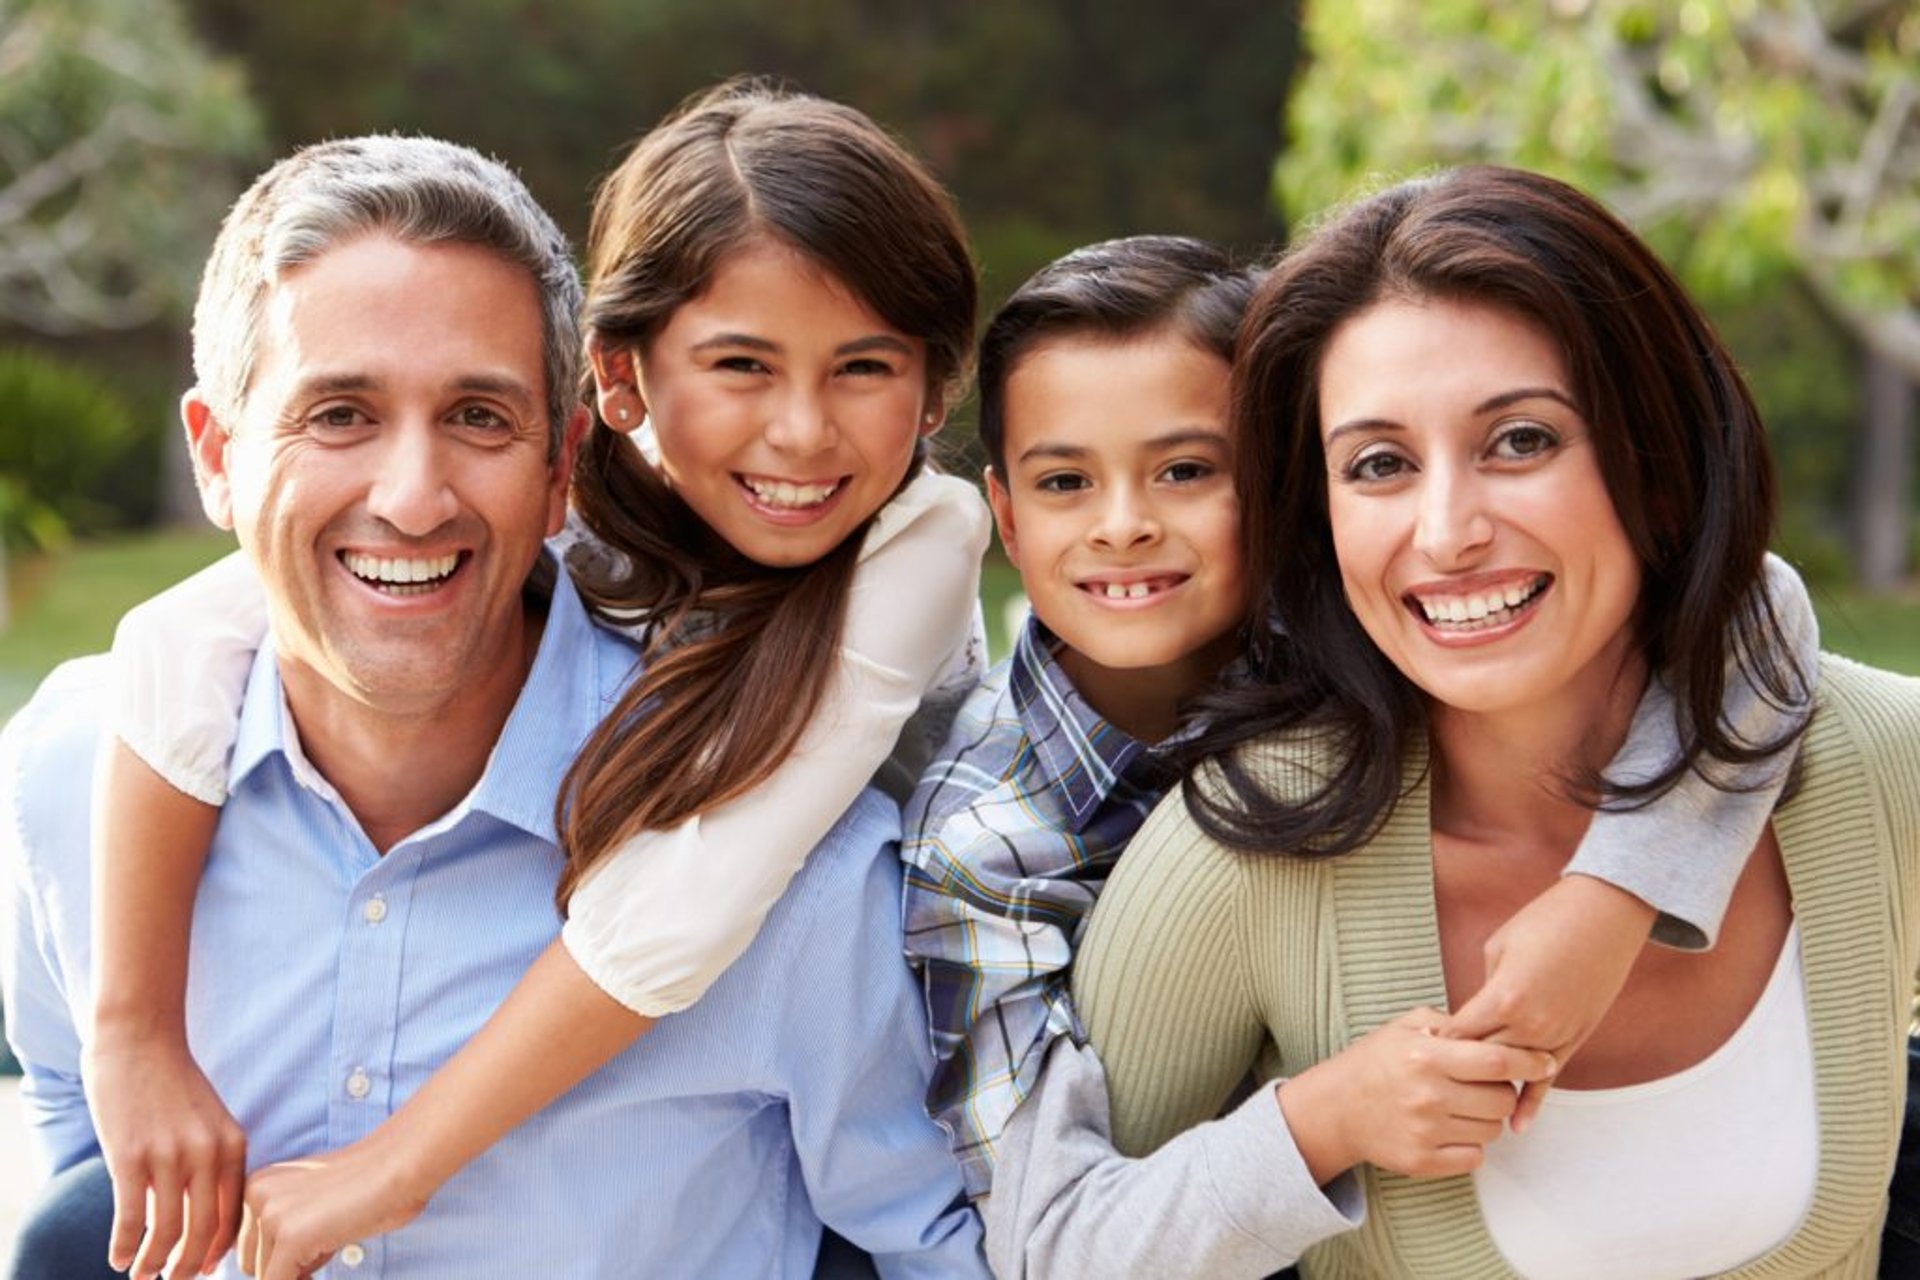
987;330;1245;741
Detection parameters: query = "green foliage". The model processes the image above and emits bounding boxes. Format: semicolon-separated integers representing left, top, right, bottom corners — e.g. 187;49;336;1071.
0;348;153;549
0;0;264;333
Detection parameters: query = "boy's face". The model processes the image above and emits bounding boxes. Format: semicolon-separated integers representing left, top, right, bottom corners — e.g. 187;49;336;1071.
988;331;1245;724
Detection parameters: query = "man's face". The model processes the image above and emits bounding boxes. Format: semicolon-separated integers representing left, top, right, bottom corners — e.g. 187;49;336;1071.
188;233;577;719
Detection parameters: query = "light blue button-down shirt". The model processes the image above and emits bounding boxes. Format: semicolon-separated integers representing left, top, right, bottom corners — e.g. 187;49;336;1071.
1;565;984;1278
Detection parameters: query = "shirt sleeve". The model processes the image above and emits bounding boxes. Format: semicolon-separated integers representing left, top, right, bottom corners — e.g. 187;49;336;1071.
774;801;989;1280
561;472;990;1016
110;550;265;806
2;673;107;1180
902;812;1091;1199
1566;552;1820;949
983;1039;1362;1280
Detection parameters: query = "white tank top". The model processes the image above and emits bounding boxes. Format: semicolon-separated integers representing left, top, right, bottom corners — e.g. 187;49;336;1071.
1473;923;1817;1280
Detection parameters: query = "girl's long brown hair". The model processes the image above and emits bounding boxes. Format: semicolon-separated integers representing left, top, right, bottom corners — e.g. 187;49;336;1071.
555;79;976;910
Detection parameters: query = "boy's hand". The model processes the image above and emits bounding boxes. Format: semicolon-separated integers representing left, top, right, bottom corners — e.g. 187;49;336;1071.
1277;1007;1558;1185
83;1031;246;1279
1445;874;1657;1130
237;1136;432;1280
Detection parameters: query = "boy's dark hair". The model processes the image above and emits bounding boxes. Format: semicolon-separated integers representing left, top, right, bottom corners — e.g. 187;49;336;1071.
976;235;1259;474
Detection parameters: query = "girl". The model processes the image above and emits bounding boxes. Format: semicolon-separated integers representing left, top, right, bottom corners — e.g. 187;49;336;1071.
86;80;988;1280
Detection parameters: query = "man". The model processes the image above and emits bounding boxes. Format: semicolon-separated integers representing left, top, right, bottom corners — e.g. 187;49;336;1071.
1;136;981;1279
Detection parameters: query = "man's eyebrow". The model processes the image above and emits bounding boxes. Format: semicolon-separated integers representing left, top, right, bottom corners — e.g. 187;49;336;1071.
293;373;381;397
452;374;540;406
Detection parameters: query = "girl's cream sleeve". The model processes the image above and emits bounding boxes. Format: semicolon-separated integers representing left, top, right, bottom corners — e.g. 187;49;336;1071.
561;470;990;1016
110;550;266;805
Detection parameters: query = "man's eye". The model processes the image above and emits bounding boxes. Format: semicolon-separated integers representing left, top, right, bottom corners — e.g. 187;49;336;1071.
310;406;367;430
459;405;511;430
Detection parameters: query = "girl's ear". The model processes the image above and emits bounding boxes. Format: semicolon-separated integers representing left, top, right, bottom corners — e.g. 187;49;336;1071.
587;335;647;435
918;397;947;438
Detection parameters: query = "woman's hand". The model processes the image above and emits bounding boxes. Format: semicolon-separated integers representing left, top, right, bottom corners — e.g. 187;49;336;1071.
1446;874;1656;1129
82;1030;245;1279
1277;1006;1557;1185
236;1137;432;1280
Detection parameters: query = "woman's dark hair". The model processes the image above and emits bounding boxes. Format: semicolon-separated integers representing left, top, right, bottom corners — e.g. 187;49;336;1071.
1179;164;1810;856
976;234;1258;474
556;78;977;909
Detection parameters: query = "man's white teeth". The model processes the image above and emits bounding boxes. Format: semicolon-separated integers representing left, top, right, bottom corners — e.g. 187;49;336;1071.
745;478;839;508
343;551;459;591
1101;582;1154;600
1417;577;1546;626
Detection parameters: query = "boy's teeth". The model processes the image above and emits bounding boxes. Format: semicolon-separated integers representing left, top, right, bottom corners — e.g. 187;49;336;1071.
343;551;459;585
1099;582;1157;600
745;478;838;508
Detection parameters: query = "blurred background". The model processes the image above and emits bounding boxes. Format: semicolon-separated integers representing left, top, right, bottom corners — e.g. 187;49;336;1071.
0;0;1915;1100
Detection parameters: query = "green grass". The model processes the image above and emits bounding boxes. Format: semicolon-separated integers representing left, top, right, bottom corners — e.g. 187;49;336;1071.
1811;585;1920;677
0;529;237;721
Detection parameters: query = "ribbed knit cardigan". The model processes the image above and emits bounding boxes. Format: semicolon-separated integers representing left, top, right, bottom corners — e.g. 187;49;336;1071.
1075;655;1920;1279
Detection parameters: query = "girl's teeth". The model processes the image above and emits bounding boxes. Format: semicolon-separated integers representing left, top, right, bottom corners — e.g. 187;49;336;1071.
747;479;837;508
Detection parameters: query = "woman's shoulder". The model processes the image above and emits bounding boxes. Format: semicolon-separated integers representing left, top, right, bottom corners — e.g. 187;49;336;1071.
1813;652;1920;754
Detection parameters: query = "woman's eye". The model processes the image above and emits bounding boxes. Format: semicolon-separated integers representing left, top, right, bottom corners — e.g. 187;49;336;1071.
1036;472;1090;494
1344;449;1407;483
1491;423;1560;461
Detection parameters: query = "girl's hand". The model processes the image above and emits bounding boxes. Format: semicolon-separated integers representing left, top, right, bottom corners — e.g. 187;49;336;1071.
236;1137;432;1280
1445;874;1656;1130
82;1031;245;1279
1277;1006;1557;1185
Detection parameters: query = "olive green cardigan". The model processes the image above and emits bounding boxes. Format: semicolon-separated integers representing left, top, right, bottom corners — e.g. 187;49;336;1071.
1075;655;1920;1278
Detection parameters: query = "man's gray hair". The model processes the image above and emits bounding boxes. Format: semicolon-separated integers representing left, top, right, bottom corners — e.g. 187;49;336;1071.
192;135;583;458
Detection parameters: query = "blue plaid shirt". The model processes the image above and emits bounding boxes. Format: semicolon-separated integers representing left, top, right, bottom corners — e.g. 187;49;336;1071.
902;616;1177;1198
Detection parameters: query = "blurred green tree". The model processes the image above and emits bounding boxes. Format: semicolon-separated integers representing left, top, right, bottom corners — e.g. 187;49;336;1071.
1282;0;1919;588
0;0;262;335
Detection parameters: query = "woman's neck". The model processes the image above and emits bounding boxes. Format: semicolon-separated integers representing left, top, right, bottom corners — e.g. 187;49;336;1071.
1427;645;1649;852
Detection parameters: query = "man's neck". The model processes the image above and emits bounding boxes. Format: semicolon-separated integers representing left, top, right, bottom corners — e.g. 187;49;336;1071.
276;604;546;853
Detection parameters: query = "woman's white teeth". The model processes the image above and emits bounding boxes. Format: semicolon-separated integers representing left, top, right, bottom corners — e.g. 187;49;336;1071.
1101;582;1154;600
343;551;459;592
745;478;838;508
1417;577;1546;625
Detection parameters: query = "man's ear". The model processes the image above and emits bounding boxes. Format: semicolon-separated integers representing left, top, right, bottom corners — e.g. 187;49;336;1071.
545;404;591;537
181;390;236;531
586;335;647;434
985;466;1019;570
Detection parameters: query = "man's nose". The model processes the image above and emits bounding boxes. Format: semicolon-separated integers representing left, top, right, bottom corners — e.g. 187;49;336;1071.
366;426;461;536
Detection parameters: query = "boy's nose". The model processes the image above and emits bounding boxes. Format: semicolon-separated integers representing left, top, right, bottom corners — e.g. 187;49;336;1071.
1089;488;1160;550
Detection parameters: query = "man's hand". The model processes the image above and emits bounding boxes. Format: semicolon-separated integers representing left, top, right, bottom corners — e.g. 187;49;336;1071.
82;1031;245;1280
237;1138;431;1280
1445;874;1657;1130
1277;1006;1558;1186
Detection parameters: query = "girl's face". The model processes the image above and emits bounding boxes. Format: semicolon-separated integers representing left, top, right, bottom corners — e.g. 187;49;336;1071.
1316;295;1641;720
601;237;938;568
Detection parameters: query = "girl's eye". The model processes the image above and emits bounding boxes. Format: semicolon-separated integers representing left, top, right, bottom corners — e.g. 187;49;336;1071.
1490;422;1560;461
1035;472;1090;494
839;358;894;378
1160;459;1215;484
716;356;771;374
1343;449;1408;483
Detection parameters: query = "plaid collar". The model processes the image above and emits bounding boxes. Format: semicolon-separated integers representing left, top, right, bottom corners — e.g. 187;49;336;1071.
1005;615;1157;832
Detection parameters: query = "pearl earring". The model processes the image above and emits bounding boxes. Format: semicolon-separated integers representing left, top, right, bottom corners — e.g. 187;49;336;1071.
615;406;630;422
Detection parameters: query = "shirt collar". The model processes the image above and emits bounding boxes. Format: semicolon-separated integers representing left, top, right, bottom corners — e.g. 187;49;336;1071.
228;552;628;846
1007;614;1151;830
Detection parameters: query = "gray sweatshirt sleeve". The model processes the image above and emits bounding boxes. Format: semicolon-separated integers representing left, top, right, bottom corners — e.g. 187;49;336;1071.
1565;552;1819;949
983;1038;1362;1280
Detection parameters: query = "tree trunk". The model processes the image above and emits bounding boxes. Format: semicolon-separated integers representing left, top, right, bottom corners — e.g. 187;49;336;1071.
1851;347;1916;591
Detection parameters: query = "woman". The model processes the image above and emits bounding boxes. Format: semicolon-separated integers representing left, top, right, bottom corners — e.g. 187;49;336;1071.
1074;165;1920;1278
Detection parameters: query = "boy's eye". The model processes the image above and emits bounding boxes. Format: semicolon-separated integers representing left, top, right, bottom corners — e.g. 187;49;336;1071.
1035;472;1090;494
1489;422;1560;461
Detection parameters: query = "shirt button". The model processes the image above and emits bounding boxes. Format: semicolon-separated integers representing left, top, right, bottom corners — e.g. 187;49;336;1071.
346;1068;372;1100
339;1243;367;1268
362;895;388;925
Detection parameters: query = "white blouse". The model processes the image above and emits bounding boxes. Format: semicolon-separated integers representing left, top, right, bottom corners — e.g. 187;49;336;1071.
111;467;990;1016
1474;923;1818;1280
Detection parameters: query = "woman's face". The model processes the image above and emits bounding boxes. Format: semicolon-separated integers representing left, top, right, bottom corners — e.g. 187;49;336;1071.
1316;295;1641;718
606;237;936;568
